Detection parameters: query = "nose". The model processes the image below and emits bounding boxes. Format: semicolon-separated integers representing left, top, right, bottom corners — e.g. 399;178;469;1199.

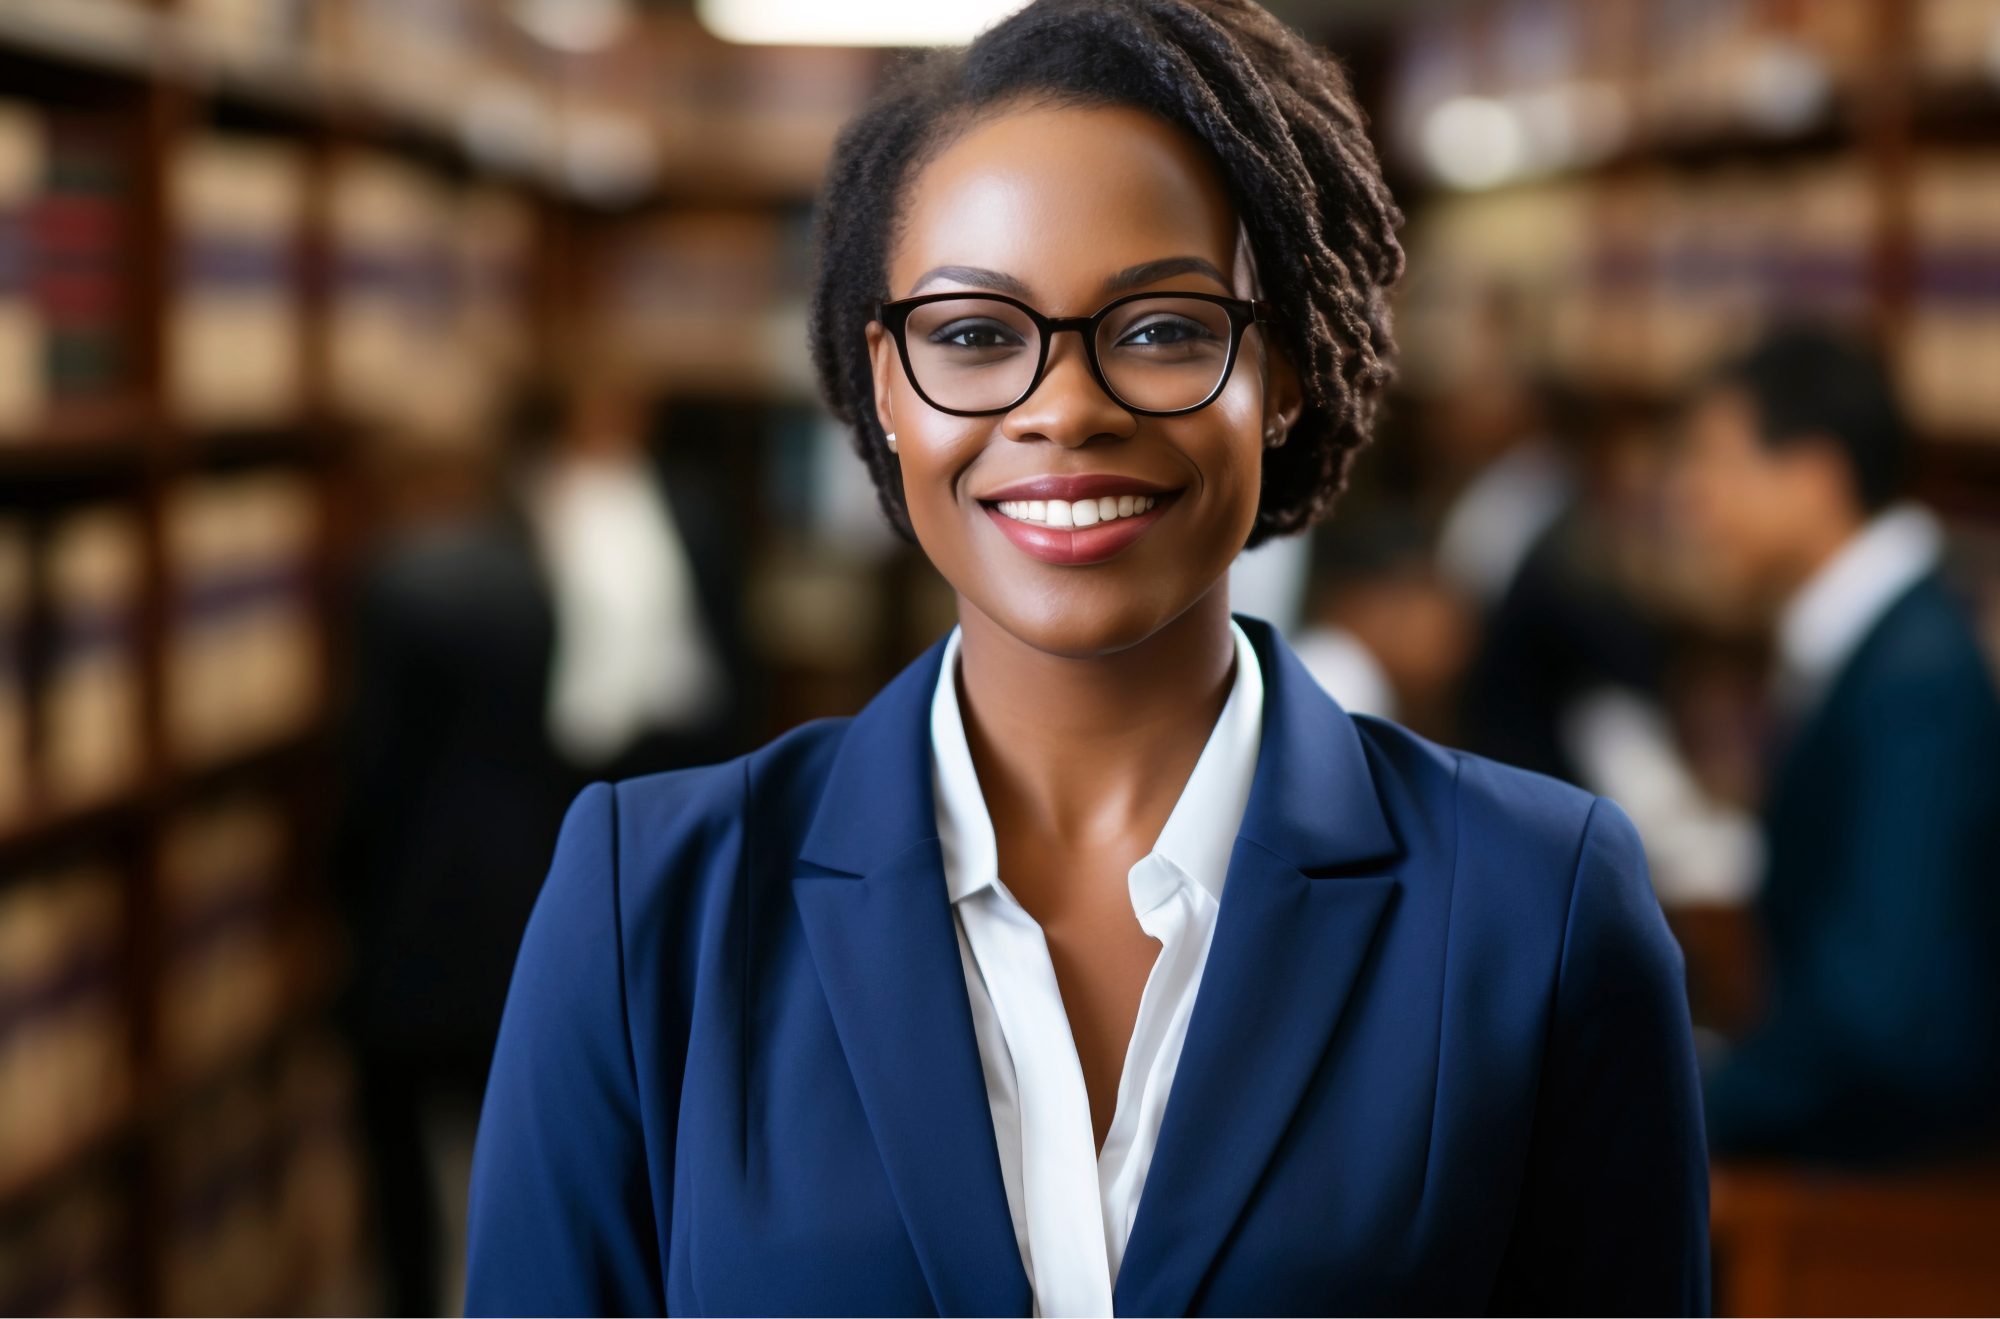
998;329;1135;450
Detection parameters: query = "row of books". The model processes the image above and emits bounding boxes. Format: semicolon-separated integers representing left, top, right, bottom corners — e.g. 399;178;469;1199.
1401;151;2000;441
1393;0;2000;188
0;100;128;434
1905;152;2000;439
169;0;879;200
0;472;321;827
0;100;541;444
327;150;535;447
0;862;127;1197
597;208;813;396
156;1035;368;1315
0;1033;365;1317
0;1169;128;1316
156;794;295;1087
0;790;300;1198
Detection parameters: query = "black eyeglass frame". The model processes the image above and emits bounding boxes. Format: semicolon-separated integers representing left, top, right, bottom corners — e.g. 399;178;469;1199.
875;290;1275;418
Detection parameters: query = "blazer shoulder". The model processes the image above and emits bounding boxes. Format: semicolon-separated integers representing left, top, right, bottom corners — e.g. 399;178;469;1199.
1352;712;1602;854
604;715;853;898
1847;576;2000;707
1351;713;1643;940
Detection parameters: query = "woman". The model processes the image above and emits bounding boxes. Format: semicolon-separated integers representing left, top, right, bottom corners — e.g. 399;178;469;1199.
465;2;1709;1314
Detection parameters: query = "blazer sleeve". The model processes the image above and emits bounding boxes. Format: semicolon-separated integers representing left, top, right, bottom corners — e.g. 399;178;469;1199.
1486;798;1712;1317
465;782;667;1317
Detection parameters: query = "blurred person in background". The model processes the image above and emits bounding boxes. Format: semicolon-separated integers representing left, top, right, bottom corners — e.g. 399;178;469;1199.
1431;356;1574;628
1291;508;1474;730
337;379;741;1315
524;379;740;779
337;416;573;1318
1676;326;2000;1165
1452;385;1654;780
1454;386;1764;912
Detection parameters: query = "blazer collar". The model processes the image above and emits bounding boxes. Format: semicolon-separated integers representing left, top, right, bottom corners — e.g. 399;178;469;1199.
799;616;1398;878
798;632;948;878
1118;618;1402;1316
793;633;1030;1315
1232;615;1399;873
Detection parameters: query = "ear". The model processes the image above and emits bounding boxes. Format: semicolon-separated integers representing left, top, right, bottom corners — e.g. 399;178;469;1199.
866;321;898;441
1260;333;1305;449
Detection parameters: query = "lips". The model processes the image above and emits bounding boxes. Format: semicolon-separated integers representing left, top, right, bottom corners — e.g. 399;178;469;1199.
974;475;1178;566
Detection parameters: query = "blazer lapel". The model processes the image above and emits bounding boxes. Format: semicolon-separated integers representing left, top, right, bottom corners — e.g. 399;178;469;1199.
793;639;1031;1318
1116;620;1403;1317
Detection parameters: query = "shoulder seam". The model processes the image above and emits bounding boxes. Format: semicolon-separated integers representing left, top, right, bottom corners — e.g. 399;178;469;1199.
609;783;642;1095
1552;797;1605;1005
739;754;754;1168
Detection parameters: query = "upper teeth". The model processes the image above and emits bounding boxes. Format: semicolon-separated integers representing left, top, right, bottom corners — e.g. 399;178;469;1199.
996;495;1157;527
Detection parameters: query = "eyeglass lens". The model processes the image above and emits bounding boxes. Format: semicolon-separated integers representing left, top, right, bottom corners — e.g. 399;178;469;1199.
902;296;1237;413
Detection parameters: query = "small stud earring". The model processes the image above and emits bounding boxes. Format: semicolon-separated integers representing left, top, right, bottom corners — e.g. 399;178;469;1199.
885;432;898;453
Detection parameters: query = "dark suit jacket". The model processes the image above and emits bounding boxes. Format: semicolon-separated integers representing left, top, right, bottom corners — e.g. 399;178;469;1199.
337;517;575;1064
1706;575;2000;1164
465;619;1709;1316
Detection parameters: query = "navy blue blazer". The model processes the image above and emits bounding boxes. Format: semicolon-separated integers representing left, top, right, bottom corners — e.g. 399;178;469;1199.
1706;575;2000;1163
466;619;1709;1316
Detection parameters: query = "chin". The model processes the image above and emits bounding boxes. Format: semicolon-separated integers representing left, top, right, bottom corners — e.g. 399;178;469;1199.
959;561;1223;660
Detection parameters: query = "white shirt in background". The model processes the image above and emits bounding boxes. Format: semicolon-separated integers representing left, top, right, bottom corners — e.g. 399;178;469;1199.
1561;686;1764;907
528;455;723;767
930;622;1263;1318
1228;532;1312;636
1290;624;1397;720
1436;440;1574;610
1776;502;1944;714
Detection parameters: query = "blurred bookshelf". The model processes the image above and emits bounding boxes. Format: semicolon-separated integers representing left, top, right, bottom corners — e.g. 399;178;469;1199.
1387;0;2000;530
0;0;883;1313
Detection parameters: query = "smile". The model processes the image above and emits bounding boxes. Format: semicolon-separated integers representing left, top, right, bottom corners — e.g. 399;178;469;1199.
975;476;1178;567
994;494;1157;527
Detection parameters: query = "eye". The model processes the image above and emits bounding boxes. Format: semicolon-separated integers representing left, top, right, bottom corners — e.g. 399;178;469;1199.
1118;316;1214;348
930;318;1026;351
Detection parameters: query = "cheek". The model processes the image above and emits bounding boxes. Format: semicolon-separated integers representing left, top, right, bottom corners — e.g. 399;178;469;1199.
893;403;991;532
1179;378;1267;517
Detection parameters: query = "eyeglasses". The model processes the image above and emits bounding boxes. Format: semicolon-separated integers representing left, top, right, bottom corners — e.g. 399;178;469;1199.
876;291;1273;418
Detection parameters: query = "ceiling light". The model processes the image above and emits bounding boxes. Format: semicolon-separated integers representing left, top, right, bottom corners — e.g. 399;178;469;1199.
1422;96;1525;191
696;0;1027;46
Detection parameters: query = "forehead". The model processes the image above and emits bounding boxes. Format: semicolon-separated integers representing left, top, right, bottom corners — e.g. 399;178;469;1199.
890;101;1239;303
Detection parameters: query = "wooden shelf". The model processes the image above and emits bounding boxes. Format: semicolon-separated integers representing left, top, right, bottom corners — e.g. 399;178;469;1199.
0;730;322;873
0;1100;138;1215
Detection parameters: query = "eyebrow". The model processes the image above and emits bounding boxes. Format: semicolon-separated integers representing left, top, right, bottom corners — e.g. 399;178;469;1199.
1103;256;1231;293
907;265;1033;297
904;255;1232;301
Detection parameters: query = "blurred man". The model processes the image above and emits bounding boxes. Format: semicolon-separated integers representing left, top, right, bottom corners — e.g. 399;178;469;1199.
1677;327;2000;1164
339;382;751;1314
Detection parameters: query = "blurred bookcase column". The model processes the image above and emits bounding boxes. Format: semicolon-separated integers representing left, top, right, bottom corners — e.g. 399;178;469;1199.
0;1;887;1312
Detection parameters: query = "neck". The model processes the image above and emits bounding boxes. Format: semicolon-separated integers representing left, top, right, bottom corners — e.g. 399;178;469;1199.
954;586;1238;849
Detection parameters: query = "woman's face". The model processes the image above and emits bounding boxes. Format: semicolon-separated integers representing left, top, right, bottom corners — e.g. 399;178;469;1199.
868;102;1300;658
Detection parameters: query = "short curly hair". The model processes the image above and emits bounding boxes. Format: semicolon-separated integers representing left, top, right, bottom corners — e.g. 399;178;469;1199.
807;0;1404;548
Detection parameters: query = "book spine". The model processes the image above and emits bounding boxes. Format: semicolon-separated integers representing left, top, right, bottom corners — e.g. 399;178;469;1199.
0;99;47;436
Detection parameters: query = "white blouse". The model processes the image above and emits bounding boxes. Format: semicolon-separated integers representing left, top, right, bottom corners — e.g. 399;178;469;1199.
930;622;1264;1317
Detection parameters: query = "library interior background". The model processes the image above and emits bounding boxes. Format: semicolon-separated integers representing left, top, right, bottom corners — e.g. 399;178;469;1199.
2;0;2000;1314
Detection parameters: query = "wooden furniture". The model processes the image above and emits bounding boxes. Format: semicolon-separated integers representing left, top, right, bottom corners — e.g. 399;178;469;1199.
1712;1160;2000;1316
